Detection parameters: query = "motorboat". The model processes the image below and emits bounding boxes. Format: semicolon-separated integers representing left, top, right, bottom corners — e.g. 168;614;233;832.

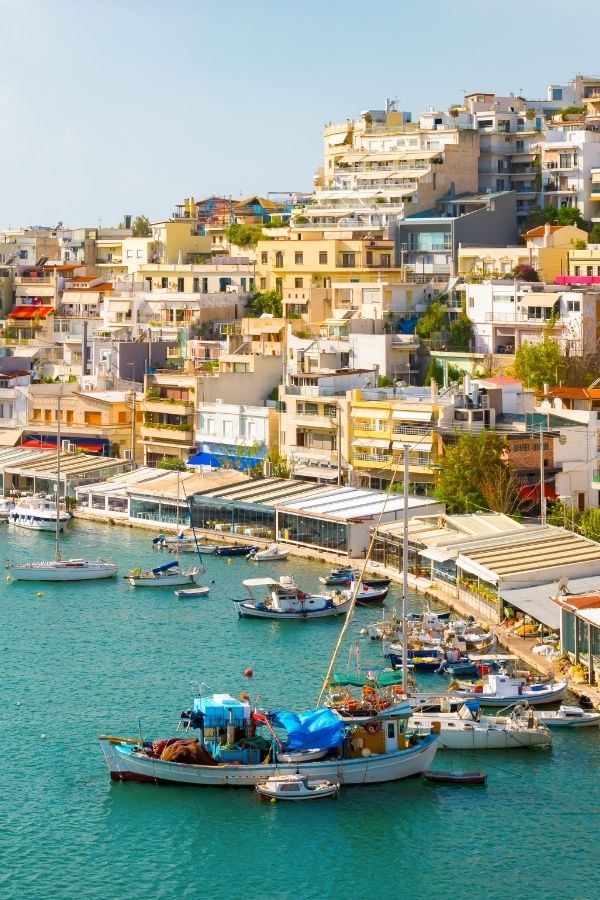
0;498;15;520
127;560;203;587
424;770;486;785
152;533;217;554
8;496;71;531
451;657;569;707
387;648;448;673
444;620;497;653
6;558;118;581
334;584;389;605
99;690;439;787
255;774;339;801
174;586;210;599
409;699;552;750
536;705;600;728
213;545;258;557
319;567;359;586
234;576;351;620
247;544;290;562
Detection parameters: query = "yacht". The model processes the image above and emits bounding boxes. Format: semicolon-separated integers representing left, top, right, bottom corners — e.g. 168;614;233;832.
8;496;71;531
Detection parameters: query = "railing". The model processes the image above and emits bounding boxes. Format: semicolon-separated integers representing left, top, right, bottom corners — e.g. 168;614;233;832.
392;425;431;436
286;385;348;397
353;452;391;463
16;275;52;284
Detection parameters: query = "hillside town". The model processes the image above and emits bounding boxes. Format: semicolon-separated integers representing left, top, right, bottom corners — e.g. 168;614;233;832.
3;76;600;684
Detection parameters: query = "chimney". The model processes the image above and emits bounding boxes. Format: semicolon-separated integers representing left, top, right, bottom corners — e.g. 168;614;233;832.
430;378;439;400
544;222;551;243
543;381;550;396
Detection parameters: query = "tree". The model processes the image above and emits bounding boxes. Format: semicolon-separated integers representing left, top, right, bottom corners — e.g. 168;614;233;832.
589;223;600;243
378;375;394;387
448;312;472;350
157;456;186;471
508;320;566;390
248;290;282;317
132;215;151;237
415;301;448;339
435;432;517;514
424;358;465;386
557;206;584;228
265;448;293;478
226;223;263;247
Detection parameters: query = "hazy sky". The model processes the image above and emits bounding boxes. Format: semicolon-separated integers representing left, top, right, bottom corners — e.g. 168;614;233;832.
1;0;597;229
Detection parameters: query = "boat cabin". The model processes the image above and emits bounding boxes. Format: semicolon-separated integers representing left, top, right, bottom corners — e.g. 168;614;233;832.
242;576;334;613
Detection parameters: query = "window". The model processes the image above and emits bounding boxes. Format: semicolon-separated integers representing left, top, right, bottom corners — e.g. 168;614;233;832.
513;443;529;452
496;178;505;191
177;277;184;292
33;407;42;421
44;409;52;423
560;153;575;168
126;250;133;258
202;278;208;293
147;277;153;290
341;252;355;268
574;266;581;276
261;252;268;264
567;300;580;312
516;140;524;153
294;277;303;288
66;410;74;425
319;251;328;264
275;252;284;268
161;277;168;289
85;411;102;426
380;253;391;268
587;267;593;277
260;277;267;289
118;411;127;424
295;252;303;264
137;249;143;258
552;88;563;101
193;278;200;292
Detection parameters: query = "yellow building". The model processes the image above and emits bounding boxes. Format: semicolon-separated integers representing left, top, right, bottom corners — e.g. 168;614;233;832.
140;373;197;467
150;220;212;264
348;387;450;492
568;242;600;279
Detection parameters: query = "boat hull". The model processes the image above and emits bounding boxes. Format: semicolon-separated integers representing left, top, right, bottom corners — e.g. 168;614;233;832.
6;561;117;581
174;587;210;598
128;573;198;587
8;518;68;531
214;546;258;557
409;717;552;750
453;680;569;707
235;599;351;619
99;734;438;786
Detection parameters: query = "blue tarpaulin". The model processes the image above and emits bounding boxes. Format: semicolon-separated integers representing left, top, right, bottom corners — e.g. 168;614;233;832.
271;708;345;751
188;443;266;471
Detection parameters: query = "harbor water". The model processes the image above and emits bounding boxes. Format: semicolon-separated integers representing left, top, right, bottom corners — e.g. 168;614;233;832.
1;520;599;899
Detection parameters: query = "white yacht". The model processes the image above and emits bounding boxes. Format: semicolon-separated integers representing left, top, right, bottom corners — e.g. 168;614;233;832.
8;496;71;531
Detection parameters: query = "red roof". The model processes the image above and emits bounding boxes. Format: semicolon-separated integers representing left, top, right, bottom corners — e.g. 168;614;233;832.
522;225;564;238
9;305;54;320
554;593;600;612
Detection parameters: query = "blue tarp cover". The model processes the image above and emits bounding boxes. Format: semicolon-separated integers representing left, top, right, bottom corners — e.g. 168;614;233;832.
152;560;179;574
272;707;344;751
188;442;266;471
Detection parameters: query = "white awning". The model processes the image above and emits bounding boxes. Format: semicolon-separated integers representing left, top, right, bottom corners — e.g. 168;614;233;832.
392;410;433;422
392;440;432;452
106;300;132;311
293;465;340;482
0;428;22;447
419;547;455;564
352;410;389;420
352;437;390;449
520;294;560;308
457;555;499;584
328;132;350;147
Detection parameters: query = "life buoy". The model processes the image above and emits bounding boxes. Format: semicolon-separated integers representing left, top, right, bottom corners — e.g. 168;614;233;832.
365;722;379;735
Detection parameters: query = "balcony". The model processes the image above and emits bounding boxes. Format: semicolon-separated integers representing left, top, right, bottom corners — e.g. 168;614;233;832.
353;422;391;435
294;413;337;428
289;445;337;465
352;452;392;466
142;399;195;416
16;275;52;284
140;423;195;444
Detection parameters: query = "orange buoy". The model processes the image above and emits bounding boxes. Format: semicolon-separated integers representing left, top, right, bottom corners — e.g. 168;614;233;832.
244;668;253;678
239;692;250;700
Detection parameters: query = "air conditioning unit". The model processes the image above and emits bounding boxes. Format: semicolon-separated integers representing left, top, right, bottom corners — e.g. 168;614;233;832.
123;449;133;461
61;439;70;451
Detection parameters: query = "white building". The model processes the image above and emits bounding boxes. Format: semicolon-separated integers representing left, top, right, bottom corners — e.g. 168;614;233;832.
192;400;276;469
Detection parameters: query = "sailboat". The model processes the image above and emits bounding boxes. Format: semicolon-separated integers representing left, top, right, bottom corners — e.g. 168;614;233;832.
5;392;118;582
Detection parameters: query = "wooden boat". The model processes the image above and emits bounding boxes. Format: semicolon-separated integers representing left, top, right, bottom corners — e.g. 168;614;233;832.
452;657;569;707
174;586;210;599
255;774;339;801
99;690;439;787
536;705;600;728
127;560;203;587
247;544;290;562
213;545;258;557
319;567;359;586
234;576;351;620
424;770;487;785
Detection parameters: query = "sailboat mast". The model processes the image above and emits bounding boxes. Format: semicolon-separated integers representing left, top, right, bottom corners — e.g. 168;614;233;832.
55;391;62;562
402;443;410;694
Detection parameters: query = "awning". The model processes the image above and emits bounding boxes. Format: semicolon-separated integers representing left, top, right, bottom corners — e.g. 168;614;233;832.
518;484;557;501
9;305;54;320
392;440;432;452
456;555;499;584
499;586;561;630
292;465;340;482
20;438;106;454
328;132;350;147
520;295;560;308
187;450;263;471
392;410;433;422
105;299;132;311
353;410;389;420
352;437;390;449
0;428;22;447
419;547;455;564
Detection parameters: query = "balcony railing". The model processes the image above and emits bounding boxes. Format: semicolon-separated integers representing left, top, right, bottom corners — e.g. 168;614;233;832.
353;452;391;463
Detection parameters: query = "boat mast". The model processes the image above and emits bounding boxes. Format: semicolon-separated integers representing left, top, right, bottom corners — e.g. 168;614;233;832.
55;391;62;562
401;443;409;694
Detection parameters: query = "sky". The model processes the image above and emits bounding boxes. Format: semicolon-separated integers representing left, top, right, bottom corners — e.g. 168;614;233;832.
0;0;598;230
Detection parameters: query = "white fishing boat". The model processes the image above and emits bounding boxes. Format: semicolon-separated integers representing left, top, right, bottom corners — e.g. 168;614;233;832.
246;544;290;562
99;691;439;787
234;576;351;620
451;658;569;707
255;773;339;801
8;496;70;531
409;700;552;750
174;586;210;598
536;705;600;728
0;498;15;520
127;560;203;587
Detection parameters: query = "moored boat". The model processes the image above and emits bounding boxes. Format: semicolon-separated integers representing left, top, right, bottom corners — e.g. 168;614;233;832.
451;659;569;707
255;773;339;801
535;705;600;728
6;557;118;581
0;498;15;520
409;699;552;750
234;576;351;620
213;545;258;557
424;770;487;785
127;560;203;587
174;586;210;598
247;544;290;562
8;496;71;531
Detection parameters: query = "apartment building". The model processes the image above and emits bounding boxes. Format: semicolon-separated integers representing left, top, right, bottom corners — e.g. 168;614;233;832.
191;400;278;469
540;127;600;221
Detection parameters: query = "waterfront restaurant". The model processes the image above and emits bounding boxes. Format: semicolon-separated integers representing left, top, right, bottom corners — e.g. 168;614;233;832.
0;447;131;496
373;515;600;626
553;582;600;685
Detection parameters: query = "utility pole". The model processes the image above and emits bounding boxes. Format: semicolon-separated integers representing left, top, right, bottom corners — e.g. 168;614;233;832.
336;407;342;486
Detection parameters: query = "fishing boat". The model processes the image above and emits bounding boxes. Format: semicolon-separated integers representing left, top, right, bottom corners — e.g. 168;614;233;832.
335;583;389;605
387;648;447;672
255;774;339;801
246;544;290;562
0;498;15;520
451;657;569;707
127;560;203;587
213;545;258;557
5;394;118;582
424;770;486;785
8;496;71;531
99;690;439;787
234;576;351;620
535;705;600;728
409;699;552;750
174;586;210;599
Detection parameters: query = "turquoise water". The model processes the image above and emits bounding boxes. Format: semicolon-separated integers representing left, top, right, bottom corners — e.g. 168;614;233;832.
1;520;599;900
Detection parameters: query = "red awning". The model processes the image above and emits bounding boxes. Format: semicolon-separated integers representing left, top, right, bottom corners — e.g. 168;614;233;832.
9;305;54;320
21;439;105;453
21;439;56;449
518;484;557;501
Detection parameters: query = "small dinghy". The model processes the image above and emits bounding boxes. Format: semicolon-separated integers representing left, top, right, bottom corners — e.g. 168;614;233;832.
536;704;600;728
255;773;339;801
174;586;211;599
247;544;290;562
423;770;487;785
